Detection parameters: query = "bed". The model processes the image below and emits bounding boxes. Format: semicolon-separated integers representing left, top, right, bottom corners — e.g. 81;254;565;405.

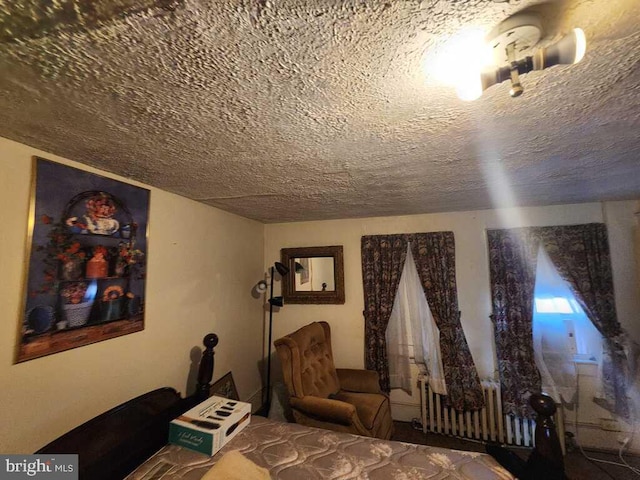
37;334;563;479
127;415;514;479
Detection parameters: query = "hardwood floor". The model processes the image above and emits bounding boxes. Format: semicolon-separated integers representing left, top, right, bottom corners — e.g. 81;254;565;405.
391;421;640;480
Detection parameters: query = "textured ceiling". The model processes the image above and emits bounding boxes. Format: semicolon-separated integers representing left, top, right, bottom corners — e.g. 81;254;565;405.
1;0;639;223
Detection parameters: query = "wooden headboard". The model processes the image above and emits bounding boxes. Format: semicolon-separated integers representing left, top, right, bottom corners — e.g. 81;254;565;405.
36;333;218;480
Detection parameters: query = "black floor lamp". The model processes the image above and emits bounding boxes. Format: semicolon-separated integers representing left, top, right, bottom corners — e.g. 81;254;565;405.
259;261;290;415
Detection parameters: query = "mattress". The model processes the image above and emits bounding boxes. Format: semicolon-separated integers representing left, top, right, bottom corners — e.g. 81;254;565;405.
127;416;515;480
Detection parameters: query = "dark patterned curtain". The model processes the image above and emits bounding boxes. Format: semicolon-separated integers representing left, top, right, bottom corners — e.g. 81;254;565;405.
487;229;542;418
535;224;628;418
362;235;408;392
410;232;485;411
488;223;628;419
362;232;485;408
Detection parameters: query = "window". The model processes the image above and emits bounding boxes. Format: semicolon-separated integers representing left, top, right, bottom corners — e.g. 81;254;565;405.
532;247;603;402
386;244;446;396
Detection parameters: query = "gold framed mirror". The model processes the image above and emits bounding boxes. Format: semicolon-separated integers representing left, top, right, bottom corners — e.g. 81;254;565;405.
281;246;345;304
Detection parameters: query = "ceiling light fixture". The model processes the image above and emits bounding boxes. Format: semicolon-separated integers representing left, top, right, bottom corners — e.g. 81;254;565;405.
456;13;587;100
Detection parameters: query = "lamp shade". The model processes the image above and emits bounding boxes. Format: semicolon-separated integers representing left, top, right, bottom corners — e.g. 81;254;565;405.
256;280;268;293
269;296;284;307
274;261;289;276
458;67;510;101
533;28;586;70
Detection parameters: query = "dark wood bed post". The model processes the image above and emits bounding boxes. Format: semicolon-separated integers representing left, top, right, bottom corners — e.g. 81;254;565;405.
486;392;566;479
528;393;565;476
195;333;219;402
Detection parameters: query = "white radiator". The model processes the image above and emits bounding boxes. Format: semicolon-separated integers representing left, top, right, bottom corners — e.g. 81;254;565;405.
419;376;565;454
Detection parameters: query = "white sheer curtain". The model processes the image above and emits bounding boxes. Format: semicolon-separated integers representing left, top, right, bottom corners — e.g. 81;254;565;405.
533;246;579;403
386;244;447;396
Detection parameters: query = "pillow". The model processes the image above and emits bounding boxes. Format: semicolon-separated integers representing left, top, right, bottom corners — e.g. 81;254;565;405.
201;450;270;480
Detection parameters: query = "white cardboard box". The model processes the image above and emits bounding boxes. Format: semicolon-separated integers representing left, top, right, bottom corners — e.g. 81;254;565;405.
168;396;251;456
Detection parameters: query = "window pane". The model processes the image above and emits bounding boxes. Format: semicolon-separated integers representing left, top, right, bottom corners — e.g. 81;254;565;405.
552;297;573;314
535;297;574;314
535;298;555;313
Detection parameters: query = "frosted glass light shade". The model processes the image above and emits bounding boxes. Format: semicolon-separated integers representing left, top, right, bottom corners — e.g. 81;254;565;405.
533;28;587;70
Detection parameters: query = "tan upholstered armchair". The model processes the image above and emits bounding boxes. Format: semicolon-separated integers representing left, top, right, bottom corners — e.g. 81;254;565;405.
274;321;393;439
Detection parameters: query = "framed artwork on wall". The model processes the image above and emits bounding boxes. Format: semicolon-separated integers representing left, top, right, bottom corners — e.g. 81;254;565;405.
15;157;151;363
209;371;239;401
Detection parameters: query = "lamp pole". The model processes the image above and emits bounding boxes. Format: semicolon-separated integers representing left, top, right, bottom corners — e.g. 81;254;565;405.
261;261;289;416
265;265;275;413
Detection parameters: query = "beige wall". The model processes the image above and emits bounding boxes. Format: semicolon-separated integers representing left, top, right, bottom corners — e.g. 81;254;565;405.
2;135;637;454
264;201;640;427
0;137;265;453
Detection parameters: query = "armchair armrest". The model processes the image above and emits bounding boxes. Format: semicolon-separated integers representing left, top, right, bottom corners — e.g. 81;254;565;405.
289;396;357;426
336;368;382;394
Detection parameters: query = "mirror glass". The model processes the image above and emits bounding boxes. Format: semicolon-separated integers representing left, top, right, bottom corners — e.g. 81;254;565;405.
281;246;345;304
294;257;335;292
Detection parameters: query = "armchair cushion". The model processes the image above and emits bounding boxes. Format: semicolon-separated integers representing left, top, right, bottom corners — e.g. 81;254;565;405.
332;391;389;431
276;322;340;399
336;368;382;394
290;396;357;426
